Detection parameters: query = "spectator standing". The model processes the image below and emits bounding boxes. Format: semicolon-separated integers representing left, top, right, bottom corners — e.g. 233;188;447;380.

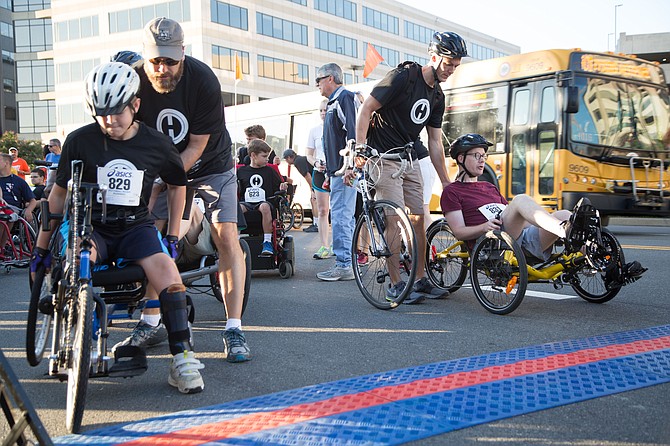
315;63;358;281
355;31;467;303
8;147;30;181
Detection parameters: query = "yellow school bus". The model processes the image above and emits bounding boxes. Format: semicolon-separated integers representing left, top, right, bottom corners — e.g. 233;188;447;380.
441;49;670;220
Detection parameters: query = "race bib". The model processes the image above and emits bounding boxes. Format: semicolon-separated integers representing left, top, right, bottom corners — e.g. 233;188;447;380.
478;203;506;221
97;160;144;206
244;186;266;203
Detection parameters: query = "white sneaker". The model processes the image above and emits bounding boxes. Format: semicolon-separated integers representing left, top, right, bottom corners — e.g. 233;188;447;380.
168;350;204;394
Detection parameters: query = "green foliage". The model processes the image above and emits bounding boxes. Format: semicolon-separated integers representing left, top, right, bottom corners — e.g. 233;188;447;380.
0;131;46;169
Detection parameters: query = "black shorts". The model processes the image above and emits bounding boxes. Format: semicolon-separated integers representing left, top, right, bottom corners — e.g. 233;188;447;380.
240;201;276;214
92;222;166;263
312;169;329;193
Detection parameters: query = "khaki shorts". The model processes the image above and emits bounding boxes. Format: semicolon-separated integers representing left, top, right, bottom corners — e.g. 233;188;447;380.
368;158;424;214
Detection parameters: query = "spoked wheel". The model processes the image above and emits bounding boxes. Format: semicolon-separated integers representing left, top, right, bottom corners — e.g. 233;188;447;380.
6;218;36;270
65;284;93;434
570;228;622;303
470;230;527;315
352;200;417;309
425;219;468;293
26;264;53;366
291;203;304;229
280;202;295;232
213;239;251;317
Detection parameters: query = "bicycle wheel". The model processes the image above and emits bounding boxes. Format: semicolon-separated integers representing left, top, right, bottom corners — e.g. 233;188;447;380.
571;229;622;303
26;264;53;366
291;203;304;229
212;238;251;316
425;219;468;293
470;230;527;315
352;200;417;309
280;201;294;232
65;284;93;434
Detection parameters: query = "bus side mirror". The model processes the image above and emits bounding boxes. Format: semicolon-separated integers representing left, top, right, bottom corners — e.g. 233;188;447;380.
565;86;579;114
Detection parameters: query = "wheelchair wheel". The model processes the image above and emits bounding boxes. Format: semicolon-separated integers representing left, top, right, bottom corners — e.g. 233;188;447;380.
280;201;295;232
212;239;251;316
65;284;93;434
291;203;304;229
352;200;417;310
4;217;36;269
425;219;468;293
470;230;527;315
571;229;622;303
26;264;53;367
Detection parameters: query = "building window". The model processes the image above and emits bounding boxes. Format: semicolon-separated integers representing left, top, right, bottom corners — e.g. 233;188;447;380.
366;42;398;67
14;19;52;52
404;20;434;44
3;78;13;93
17;59;54;93
56;58;99;84
12;0;49;12
109;0;190;34
470;43;495;61
314;0;356;21
315;29;357;58
362;7;398;34
286;0;306;5
54;15;99;42
57;103;89;127
258;55;308;85
1;21;13;38
222;92;250;107
256;13;307;46
19;100;56;133
2;50;14;64
0;0;10;10
5;106;16;121
211;0;248;31
212;45;249;74
405;54;428;66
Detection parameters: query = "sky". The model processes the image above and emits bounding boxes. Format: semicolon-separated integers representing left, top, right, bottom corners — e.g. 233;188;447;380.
395;0;670;53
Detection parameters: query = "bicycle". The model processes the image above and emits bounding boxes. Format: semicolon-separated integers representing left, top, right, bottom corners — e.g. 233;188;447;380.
335;141;418;309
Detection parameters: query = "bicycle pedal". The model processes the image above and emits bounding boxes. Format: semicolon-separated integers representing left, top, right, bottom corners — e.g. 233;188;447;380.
107;345;148;378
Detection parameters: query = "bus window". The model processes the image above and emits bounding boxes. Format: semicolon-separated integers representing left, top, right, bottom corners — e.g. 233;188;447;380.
512;89;531;125
538;129;556;195
443;86;508;148
511;134;526;195
540;86;556;123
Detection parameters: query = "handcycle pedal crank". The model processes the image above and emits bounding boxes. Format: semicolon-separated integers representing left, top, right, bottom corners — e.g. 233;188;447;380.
106;345;148;378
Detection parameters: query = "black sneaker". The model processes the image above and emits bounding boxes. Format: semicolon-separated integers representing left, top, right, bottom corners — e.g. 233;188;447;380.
413;277;450;299
303;224;319;233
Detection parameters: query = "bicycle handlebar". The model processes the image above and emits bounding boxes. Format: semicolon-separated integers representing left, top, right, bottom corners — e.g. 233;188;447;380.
333;140;413;178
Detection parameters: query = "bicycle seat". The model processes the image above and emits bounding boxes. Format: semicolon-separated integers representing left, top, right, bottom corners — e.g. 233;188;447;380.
91;261;146;287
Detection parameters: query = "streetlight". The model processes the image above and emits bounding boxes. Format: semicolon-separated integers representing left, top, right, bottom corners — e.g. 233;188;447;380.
614;3;623;52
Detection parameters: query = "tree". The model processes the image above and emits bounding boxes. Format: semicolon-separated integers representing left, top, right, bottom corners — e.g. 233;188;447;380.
0;131;45;169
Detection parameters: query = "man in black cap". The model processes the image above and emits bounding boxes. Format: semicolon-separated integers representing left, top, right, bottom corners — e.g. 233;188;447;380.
282;149;318;232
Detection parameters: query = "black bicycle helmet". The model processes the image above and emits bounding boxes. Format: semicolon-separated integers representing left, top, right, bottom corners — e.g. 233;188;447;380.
428;31;468;58
84;62;140;117
449;133;492;160
111;50;144;70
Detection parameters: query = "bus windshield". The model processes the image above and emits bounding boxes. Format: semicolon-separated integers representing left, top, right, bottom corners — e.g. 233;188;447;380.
569;75;670;159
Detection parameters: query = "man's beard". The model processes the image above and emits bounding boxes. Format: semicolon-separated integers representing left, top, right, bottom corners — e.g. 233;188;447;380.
145;62;184;94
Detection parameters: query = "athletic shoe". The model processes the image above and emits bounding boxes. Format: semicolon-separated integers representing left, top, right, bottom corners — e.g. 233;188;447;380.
168;350;204;394
112;320;167;352
313;246;330;259
260;241;274;257
356;250;369;266
303;224;319;233
386;281;407;300
222;328;252;363
317;265;355;281
413;277;450;299
402;292;426;305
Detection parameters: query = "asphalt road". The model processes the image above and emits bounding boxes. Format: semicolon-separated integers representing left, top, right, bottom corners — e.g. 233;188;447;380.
1;222;669;445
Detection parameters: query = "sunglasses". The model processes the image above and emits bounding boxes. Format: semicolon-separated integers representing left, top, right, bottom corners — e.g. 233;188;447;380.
149;58;180;67
315;75;330;86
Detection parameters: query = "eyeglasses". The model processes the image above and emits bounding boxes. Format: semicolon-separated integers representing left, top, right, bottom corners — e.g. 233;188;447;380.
149;58;180;67
466;153;488;161
315;75;330;86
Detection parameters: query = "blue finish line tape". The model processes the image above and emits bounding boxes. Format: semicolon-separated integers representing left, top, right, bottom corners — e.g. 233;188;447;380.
55;324;670;445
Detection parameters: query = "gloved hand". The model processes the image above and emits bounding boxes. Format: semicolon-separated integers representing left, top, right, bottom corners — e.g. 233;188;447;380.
30;247;52;273
162;235;179;260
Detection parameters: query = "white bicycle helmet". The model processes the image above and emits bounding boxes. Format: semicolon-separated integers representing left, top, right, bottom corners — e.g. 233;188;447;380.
84;62;140;116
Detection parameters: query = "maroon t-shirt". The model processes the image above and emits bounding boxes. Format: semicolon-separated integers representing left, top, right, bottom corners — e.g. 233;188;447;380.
440;181;508;227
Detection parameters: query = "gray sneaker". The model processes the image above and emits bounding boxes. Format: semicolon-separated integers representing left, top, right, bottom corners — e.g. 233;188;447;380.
413;277;450;299
386;281;407;300
222;328;251;363
317;265;355;281
168;350;204;394
112;320;167;352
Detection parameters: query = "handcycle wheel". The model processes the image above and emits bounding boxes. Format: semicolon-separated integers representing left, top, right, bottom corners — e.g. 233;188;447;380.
291;203;304;229
212;238;251;316
26;264;53;366
470;230;527;315
65;284;93;434
425;219;468;293
571;228;622;303
352;199;417;310
280;201;294;232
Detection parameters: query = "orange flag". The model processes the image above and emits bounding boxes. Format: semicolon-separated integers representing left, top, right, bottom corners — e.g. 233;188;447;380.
363;43;384;78
235;53;243;82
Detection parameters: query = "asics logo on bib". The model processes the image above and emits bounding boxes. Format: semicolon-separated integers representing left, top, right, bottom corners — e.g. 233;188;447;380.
410;99;430;125
156;108;189;145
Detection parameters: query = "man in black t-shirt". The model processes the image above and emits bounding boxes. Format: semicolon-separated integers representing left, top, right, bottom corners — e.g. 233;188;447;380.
135;17;250;363
282;149;318;232
355;31;467;303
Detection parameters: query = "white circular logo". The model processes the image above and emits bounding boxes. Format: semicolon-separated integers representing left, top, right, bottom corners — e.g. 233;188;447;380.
410;99;431;125
499;62;511;77
250;174;263;188
156;109;189;145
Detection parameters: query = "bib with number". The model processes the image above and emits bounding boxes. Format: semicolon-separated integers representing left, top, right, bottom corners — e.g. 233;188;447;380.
97;160;144;206
244;173;266;203
478;202;506;221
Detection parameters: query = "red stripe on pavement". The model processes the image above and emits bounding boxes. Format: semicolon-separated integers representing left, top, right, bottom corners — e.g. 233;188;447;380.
119;336;670;446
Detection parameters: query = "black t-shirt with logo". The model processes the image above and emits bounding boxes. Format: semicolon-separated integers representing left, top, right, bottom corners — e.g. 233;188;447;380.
366;62;445;154
237;165;284;204
56;122;186;234
136;55;233;179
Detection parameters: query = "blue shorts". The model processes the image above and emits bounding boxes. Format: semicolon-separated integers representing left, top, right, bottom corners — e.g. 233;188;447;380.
92;223;167;263
517;226;551;261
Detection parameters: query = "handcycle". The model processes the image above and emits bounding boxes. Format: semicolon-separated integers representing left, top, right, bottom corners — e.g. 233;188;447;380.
278;184;304;231
425;203;642;315
335;140;418;309
26;160;252;433
0;207;36;274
